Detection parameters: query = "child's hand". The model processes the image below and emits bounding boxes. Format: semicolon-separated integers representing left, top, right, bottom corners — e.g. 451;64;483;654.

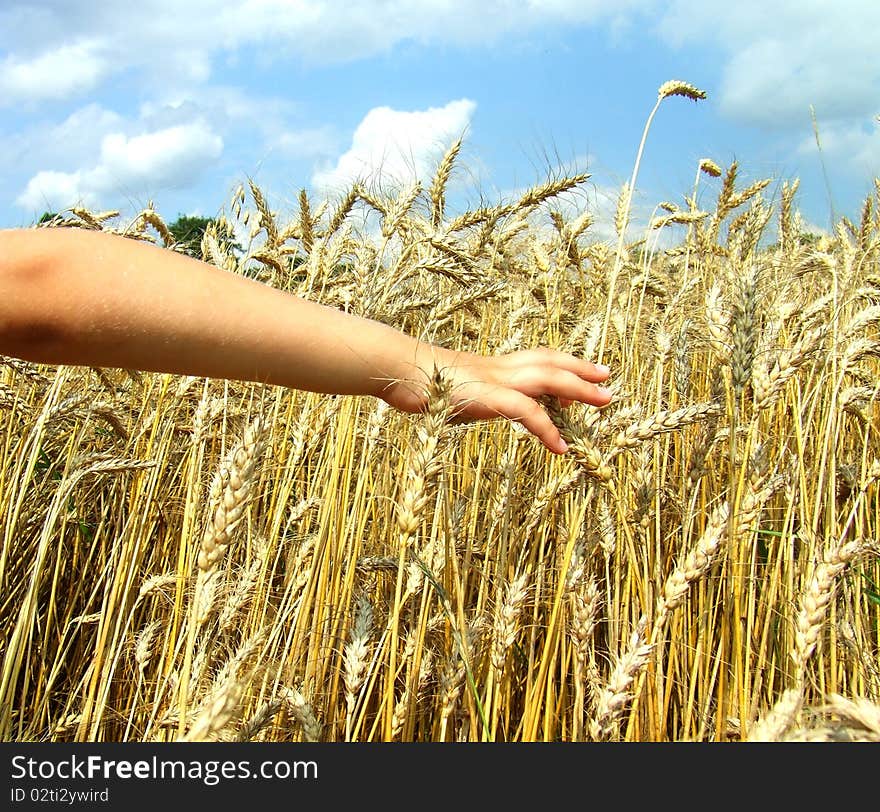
380;347;612;454
0;227;610;455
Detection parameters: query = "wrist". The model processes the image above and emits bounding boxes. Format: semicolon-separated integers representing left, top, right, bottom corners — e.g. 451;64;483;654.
373;336;462;411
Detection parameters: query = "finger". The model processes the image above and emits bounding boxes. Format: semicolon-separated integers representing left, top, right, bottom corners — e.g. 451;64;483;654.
508;366;613;407
481;389;569;454
506;348;610;383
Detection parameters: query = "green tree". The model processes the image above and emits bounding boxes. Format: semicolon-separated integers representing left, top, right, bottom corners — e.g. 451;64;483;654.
168;214;213;257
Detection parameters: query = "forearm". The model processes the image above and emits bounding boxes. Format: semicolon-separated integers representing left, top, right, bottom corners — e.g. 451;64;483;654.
0;228;432;397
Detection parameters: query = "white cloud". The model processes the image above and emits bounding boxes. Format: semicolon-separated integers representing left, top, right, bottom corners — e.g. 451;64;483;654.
3;0;876;223
0;1;645;103
5;91;341;218
0;104;123;172
140;87;297;126
17;170;93;212
101;124;223;185
312;99;476;193
3;0;876;136
0;40;108;103
656;1;880;128
16;120;223;212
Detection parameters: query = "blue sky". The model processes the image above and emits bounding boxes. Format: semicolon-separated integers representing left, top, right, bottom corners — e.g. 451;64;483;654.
2;1;878;238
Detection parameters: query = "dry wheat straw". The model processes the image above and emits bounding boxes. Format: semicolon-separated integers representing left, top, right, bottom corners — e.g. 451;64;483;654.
674;320;693;399
596;497;617;559
699;159;722;178
297;189;315;251
180;636;261;742
522;464;582;534
382;182;422;239
324;186;359;237
569;577;600;661
610;402;720;455
752;325;827;411
391;651;433;740
730;266;759;395
439;651;470;724
181;681;243;742
10;132;880;746
430;136;463;228
658;80;707;102
248;180;278;248
218;548;265;630
812;695;880;740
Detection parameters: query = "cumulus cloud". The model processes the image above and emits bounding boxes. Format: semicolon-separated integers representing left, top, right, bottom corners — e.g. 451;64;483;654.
656;0;880;128
100;125;223;186
0;40;108;104
0;104;123;172
3;0;877;136
3;0;877;222
312;99;477;193
16;120;223;212
17;171;90;213
0;1;644;103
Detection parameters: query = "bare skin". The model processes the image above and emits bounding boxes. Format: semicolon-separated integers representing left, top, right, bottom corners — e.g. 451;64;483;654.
0;227;611;453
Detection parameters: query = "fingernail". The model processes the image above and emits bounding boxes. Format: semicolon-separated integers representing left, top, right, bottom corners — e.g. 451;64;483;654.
595;364;610;376
558;439;569;453
597;386;613;399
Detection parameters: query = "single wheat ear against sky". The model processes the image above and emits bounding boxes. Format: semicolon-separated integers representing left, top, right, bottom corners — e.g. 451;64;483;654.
1;0;878;234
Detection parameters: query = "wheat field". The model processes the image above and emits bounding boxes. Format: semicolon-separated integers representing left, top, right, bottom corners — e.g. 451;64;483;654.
1;82;878;743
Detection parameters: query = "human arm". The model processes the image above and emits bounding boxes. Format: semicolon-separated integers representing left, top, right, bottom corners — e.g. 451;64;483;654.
0;227;611;453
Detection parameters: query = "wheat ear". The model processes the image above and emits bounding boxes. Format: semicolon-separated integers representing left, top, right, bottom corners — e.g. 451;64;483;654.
198;416;266;573
589;617;653;741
